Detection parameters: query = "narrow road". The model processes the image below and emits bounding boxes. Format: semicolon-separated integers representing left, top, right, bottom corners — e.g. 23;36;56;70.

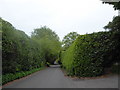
3;65;118;88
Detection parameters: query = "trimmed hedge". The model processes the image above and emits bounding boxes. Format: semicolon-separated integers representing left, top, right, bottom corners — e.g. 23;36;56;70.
61;31;119;77
61;43;76;76
2;67;45;85
73;33;105;77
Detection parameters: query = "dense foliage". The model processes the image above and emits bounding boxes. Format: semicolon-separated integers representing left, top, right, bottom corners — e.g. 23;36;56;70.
62;32;79;51
2;19;44;75
104;16;120;65
2;18;61;84
61;43;75;75
61;16;120;77
2;67;44;85
31;26;61;64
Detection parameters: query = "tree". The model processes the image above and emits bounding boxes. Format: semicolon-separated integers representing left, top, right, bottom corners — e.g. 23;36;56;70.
2;18;45;74
31;26;60;41
102;1;120;64
104;16;120;63
102;1;120;10
31;26;61;64
104;16;120;31
62;32;79;50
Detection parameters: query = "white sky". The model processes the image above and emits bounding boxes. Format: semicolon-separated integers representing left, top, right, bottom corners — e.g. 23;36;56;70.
0;0;118;40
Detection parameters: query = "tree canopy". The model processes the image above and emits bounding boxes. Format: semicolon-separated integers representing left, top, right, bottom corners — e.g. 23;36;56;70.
104;16;120;31
102;1;120;10
62;32;79;50
31;26;61;64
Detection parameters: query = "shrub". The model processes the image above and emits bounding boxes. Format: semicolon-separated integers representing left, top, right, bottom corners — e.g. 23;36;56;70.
2;67;44;85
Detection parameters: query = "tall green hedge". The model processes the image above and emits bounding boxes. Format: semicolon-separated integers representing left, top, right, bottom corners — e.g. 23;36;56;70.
74;32;108;77
61;31;119;77
61;42;76;75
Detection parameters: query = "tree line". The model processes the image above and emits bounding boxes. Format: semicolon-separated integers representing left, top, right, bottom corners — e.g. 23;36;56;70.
1;18;61;84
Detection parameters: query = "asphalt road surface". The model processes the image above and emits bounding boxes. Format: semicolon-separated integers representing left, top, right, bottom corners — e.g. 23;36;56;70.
3;65;118;88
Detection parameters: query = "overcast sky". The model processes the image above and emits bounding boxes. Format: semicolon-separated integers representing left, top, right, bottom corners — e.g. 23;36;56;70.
0;0;118;40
